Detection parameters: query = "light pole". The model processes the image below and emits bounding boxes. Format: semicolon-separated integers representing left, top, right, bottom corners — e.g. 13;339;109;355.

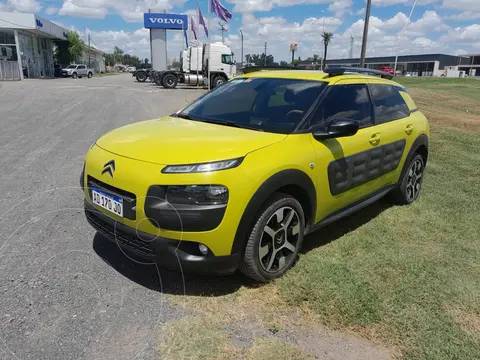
239;29;244;69
360;0;371;68
264;41;267;66
393;0;417;75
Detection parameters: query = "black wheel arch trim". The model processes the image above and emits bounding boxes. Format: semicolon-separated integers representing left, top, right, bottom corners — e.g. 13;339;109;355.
231;169;316;255
398;134;429;183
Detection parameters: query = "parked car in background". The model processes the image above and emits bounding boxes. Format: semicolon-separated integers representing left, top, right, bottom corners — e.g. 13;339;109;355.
61;64;94;79
127;66;136;73
380;66;395;75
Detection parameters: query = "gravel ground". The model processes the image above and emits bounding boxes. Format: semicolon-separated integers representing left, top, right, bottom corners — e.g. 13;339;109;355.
0;74;392;360
0;74;209;360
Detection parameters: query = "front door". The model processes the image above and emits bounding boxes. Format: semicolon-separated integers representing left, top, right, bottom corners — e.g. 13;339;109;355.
307;80;387;221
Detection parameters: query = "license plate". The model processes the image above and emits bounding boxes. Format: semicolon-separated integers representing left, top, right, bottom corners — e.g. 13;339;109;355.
91;186;123;217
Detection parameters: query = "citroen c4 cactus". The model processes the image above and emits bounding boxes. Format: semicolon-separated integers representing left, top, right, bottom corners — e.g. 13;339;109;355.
82;67;429;282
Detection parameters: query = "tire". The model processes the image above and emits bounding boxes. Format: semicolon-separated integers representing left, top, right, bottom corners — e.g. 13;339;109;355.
162;73;178;89
212;75;226;88
389;154;425;205
72;72;78;79
136;71;147;82
240;193;305;282
87;72;93;78
153;73;163;86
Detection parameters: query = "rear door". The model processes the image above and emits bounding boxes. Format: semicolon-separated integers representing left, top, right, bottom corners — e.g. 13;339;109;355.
366;80;414;187
307;79;385;219
77;65;86;75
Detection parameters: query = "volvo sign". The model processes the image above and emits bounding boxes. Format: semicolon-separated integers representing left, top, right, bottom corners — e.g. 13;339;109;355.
144;13;188;30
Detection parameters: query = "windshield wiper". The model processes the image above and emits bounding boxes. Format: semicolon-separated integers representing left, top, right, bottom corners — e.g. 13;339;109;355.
202;119;263;132
174;113;196;120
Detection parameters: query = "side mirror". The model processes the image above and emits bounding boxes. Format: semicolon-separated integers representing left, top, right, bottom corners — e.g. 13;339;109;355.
312;118;359;140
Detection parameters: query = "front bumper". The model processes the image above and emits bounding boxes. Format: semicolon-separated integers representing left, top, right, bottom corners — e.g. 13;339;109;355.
85;201;241;275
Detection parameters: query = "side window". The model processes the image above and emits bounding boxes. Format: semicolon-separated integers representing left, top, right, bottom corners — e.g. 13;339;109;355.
369;84;410;124
78;65;85;69
221;54;233;64
311;84;372;128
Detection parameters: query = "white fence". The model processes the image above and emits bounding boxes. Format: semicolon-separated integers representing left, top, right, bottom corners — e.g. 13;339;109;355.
0;60;21;81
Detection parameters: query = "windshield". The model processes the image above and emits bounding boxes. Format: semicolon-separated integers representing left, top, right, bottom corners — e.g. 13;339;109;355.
66;65;77;69
178;78;327;134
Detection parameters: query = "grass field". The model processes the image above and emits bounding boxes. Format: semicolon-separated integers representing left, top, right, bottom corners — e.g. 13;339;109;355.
161;77;480;360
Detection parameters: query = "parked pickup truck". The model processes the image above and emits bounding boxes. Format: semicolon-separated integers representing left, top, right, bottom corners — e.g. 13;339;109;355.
61;64;94;79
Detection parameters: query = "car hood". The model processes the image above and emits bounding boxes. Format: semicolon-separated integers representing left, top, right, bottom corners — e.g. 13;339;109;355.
95;116;287;165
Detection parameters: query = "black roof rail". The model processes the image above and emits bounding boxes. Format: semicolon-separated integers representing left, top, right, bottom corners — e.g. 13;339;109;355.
324;66;394;80
240;66;305;74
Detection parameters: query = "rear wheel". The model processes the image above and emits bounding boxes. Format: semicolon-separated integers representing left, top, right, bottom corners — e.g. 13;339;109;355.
389;154;425;205
240;193;305;282
162;73;178;89
87;72;93;78
136;71;147;82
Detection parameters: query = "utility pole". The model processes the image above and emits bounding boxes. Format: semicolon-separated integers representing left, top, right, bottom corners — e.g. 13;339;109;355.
219;22;227;44
264;41;267;66
360;0;371;68
349;36;354;59
239;29;244;69
88;34;91;68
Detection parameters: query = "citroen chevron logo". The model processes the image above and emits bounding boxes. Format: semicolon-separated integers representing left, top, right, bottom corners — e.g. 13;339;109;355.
102;160;115;178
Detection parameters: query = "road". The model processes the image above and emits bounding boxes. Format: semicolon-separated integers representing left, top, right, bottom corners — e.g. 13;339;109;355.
0;74;212;360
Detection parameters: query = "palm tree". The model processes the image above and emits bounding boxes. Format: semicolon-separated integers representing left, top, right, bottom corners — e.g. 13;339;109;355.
321;32;334;68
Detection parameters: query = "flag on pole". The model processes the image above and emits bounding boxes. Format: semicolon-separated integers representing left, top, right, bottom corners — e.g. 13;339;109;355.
199;8;208;37
191;16;198;40
210;0;232;22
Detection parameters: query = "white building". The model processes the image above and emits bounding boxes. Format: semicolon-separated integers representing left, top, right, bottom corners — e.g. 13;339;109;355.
79;45;106;73
0;11;68;80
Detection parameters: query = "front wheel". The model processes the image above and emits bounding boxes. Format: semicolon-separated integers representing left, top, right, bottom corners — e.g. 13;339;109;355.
212;75;226;88
72;72;78;79
240;193;305;282
389;154;425;205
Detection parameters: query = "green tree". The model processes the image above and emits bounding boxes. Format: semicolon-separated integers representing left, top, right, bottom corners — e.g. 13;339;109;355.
67;31;85;63
144;58;150;68
113;46;124;57
104;53;115;66
321;32;334;68
54;31;85;65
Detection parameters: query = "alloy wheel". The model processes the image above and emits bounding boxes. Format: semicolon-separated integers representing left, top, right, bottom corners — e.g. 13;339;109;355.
258;206;300;273
406;158;423;201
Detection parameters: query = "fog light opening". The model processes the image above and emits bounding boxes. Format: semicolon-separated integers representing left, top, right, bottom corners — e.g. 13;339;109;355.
198;244;209;256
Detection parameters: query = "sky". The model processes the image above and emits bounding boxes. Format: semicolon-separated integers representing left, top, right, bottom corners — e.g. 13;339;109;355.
0;0;479;62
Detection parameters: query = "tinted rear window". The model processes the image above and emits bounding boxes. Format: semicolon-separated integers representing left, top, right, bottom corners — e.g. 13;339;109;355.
369;84;410;124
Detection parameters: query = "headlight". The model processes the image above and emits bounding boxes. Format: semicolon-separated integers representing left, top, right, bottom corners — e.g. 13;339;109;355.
162;158;242;173
166;185;228;205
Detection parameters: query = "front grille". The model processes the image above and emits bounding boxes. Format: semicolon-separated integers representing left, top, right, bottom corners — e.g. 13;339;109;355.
86;209;155;258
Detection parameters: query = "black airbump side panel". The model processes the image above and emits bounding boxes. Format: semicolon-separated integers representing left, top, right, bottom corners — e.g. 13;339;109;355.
328;139;406;195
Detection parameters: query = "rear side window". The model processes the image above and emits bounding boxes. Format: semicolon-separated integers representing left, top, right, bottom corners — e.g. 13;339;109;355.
311;84;373;128
369;84;410;124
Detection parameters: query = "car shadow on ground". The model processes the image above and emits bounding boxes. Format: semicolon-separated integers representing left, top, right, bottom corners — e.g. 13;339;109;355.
92;200;392;297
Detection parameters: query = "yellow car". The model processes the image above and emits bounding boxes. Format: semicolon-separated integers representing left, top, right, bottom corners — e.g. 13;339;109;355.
82;67;429;282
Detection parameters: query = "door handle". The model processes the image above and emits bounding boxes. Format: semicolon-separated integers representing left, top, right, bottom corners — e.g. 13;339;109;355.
369;133;381;145
405;124;414;135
